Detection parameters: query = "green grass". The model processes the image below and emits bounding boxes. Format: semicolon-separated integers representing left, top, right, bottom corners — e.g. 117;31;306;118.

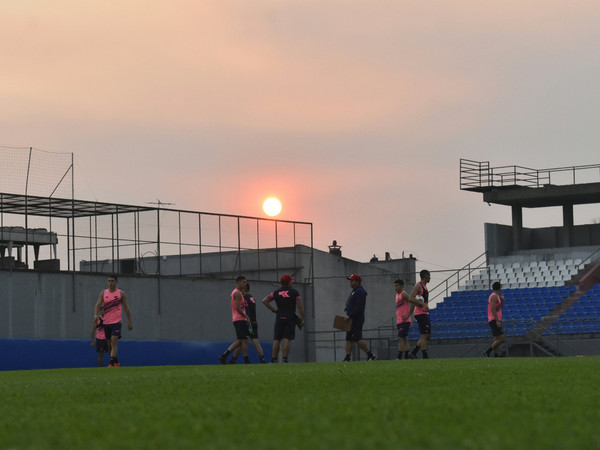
1;358;599;449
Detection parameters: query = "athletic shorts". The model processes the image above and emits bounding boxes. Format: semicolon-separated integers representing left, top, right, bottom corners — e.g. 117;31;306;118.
248;321;258;340
397;322;411;338
103;323;122;340
489;320;504;336
96;339;109;353
274;318;295;341
415;314;431;335
233;320;250;340
346;319;364;342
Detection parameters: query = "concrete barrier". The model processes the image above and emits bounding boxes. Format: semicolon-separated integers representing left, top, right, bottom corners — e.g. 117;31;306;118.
0;338;273;371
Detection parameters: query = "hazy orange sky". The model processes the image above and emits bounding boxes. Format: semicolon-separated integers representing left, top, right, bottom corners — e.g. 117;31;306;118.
2;1;599;272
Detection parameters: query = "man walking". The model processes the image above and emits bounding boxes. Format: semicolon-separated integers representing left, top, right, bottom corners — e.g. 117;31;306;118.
263;274;304;363
394;279;427;360
93;274;133;367
409;270;431;359
343;274;376;362
228;282;266;364
484;281;505;358
218;276;251;364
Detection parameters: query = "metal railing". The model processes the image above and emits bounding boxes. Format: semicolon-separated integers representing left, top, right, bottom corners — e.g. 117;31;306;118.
310;316;600;360
427;251;488;303
460;158;600;191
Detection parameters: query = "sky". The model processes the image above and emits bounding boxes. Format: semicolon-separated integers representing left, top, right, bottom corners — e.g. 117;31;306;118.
1;1;600;274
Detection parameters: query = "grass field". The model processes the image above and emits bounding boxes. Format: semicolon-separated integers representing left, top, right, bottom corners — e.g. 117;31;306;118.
1;357;599;449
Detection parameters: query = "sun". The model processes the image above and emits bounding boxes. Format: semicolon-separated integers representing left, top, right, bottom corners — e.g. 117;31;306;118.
263;197;282;217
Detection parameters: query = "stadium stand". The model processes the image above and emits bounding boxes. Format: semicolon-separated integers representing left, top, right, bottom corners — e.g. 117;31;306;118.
413;282;579;341
399;160;600;357
544;284;600;336
461;259;583;291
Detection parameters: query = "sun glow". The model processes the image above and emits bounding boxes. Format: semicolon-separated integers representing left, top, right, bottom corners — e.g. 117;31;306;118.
263;197;282;216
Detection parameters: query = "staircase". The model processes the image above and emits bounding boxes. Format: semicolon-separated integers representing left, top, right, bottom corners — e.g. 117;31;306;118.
517;289;585;356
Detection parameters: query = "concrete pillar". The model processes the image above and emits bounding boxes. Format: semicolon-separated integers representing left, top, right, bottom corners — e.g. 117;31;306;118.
511;205;523;250
563;203;574;246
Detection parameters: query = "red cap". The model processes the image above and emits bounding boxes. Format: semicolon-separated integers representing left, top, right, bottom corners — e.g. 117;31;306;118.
280;274;294;284
347;274;361;282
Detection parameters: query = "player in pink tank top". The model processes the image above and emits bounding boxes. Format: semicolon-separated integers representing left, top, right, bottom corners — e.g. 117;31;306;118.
409;270;432;359
484;281;505;358
93;275;133;367
218;276;251;364
395;280;413;360
395;278;429;359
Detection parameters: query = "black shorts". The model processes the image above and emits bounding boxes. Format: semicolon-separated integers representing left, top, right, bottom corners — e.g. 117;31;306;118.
489;320;504;336
96;339;109;353
415;314;431;335
248;322;258;340
233;320;250;340
346;319;364;342
397;322;410;338
274;318;295;341
103;323;122;340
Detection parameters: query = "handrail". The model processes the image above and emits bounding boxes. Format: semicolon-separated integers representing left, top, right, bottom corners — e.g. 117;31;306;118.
460;159;600;190
370;252;487;331
427;251;488;303
309;316;598;360
576;246;600;270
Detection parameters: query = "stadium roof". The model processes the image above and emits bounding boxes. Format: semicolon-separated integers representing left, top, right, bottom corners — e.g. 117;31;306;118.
0;192;155;218
460;159;600;208
479;182;600;208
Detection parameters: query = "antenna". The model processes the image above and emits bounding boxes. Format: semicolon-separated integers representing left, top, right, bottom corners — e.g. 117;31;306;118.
146;199;175;209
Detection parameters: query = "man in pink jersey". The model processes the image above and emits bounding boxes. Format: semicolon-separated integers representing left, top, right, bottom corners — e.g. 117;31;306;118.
218;275;251;364
484;281;505;358
93;274;133;367
227;282;267;364
409;270;431;359
394;279;428;360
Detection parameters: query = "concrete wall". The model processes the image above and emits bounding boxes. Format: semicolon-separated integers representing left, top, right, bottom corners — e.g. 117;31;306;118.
308;251;416;362
0;270;309;365
1;245;417;366
485;222;600;258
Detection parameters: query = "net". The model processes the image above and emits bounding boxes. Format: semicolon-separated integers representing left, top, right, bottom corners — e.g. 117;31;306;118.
0;146;73;198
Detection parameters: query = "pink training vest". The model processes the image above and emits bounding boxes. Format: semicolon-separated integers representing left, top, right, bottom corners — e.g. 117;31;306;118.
231;288;248;322
487;292;503;322
102;289;123;325
395;292;411;324
413;282;429;315
95;317;106;340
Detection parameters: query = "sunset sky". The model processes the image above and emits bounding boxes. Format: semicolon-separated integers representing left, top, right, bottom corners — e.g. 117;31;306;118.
2;1;599;273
